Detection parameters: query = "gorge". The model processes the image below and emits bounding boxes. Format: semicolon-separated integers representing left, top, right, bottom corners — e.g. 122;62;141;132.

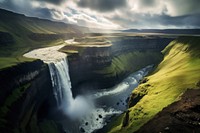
0;7;200;133
22;39;155;133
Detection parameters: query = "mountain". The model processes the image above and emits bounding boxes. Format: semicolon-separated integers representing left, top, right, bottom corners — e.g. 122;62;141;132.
122;29;200;35
0;8;89;69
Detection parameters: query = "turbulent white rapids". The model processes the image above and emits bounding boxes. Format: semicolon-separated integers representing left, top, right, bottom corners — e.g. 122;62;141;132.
24;42;153;133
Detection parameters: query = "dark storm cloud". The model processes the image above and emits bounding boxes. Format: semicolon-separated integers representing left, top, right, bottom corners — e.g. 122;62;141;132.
33;8;53;20
139;0;157;7
0;0;32;15
77;0;127;12
158;14;200;28
0;0;200;29
167;0;200;16
34;0;65;5
109;12;200;29
0;0;54;20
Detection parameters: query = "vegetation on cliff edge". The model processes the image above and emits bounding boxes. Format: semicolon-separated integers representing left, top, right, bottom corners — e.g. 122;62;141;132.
108;36;200;133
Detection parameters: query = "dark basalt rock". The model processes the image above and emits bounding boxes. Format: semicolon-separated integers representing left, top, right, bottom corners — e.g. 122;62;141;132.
80;127;85;132
122;110;130;128
0;60;59;133
99;114;103;118
85;122;88;126
0;60;44;106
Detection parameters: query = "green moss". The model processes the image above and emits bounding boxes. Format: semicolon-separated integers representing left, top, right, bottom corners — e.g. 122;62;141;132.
109;36;200;133
19;104;36;133
39;120;60;133
0;83;30;122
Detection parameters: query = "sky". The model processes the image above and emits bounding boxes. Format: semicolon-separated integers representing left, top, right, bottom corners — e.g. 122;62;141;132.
0;0;200;29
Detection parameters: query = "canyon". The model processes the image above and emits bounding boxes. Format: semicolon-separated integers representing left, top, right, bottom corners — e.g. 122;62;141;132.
0;34;173;133
0;8;200;133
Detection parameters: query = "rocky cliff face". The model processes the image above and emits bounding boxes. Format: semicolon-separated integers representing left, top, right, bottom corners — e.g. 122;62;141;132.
111;36;173;55
67;36;174;96
107;36;200;133
67;45;112;95
0;60;60;133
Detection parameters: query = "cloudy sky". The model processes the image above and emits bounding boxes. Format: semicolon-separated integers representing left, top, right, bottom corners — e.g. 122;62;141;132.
0;0;200;29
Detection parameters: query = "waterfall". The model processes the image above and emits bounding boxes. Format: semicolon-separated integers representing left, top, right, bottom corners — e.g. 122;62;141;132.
23;44;154;132
48;57;73;107
47;56;93;120
23;44;93;120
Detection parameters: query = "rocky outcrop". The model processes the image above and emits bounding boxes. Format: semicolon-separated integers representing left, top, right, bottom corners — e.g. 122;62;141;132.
0;60;44;105
68;45;112;95
111;36;173;56
0;60;60;133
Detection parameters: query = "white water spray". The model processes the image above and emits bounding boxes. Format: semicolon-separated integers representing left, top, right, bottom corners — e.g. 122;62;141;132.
23;44;93;120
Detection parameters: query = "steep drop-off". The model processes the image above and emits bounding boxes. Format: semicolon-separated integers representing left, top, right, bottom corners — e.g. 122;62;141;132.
0;61;62;133
108;36;200;133
64;36;173;95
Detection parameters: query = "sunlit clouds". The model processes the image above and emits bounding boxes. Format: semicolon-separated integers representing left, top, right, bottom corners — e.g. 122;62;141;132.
0;0;200;29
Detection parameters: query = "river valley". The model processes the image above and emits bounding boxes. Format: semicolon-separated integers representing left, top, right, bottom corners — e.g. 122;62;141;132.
23;40;153;133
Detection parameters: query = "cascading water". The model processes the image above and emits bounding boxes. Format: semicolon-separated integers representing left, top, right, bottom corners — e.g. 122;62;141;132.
48;57;93;120
48;57;73;106
23;44;93;121
23;42;154;133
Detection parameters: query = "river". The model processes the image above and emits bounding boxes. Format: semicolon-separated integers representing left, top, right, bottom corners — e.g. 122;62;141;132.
23;40;153;133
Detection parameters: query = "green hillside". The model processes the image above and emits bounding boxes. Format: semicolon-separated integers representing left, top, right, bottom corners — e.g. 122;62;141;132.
108;36;200;133
96;51;163;78
0;9;88;69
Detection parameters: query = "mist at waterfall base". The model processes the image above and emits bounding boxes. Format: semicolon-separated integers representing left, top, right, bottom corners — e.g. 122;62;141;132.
48;58;94;120
48;57;153;132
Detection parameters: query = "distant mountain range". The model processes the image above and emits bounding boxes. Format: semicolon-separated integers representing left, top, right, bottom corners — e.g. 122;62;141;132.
122;29;200;35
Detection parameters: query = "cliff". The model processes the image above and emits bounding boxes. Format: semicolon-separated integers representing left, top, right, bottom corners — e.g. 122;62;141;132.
108;36;200;133
63;35;173;96
0;60;61;133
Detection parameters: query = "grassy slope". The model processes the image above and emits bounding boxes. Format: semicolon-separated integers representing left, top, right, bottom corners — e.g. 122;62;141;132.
109;36;200;133
0;9;86;69
95;51;163;78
